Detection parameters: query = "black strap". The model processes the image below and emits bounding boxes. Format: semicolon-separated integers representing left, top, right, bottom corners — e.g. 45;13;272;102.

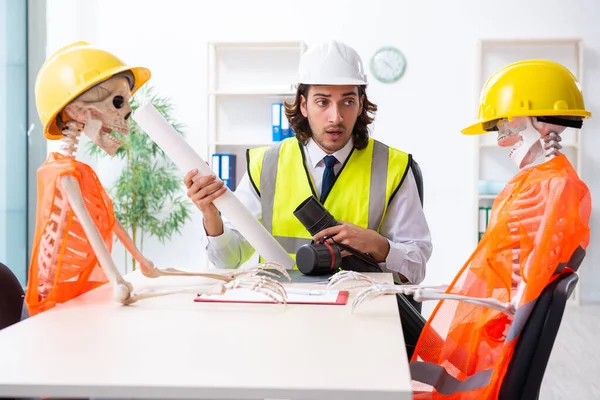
327;236;382;271
536;116;583;129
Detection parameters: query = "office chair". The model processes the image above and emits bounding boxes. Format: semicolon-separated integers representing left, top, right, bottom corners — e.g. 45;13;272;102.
401;157;425;311
0;262;25;331
498;271;579;400
397;156;425;317
394;157;427;359
410;157;424;207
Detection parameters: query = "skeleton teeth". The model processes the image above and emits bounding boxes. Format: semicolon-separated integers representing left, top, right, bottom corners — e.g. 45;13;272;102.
102;132;122;145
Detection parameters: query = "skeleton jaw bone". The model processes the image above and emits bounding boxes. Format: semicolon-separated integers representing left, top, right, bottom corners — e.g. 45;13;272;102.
497;117;544;169
327;270;384;289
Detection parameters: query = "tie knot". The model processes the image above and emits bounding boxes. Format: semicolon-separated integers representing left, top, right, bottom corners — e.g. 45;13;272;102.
323;155;337;167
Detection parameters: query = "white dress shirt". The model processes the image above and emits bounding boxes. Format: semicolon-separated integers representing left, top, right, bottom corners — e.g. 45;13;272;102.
202;137;433;284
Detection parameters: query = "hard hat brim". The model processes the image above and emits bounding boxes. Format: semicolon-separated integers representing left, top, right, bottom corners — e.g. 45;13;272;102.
44;65;151;140
298;78;368;86
461;109;592;135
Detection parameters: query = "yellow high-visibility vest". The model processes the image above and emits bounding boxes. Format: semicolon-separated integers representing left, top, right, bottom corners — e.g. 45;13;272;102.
247;137;411;266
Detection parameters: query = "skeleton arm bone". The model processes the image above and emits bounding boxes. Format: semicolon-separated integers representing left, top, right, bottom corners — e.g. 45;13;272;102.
61;175;135;304
113;220;235;281
113;220;291;282
62;176;288;304
328;271;514;315
351;283;513;315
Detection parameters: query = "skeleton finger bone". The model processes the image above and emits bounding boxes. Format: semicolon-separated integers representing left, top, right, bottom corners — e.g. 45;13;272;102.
327;270;381;289
351;283;449;313
233;261;292;282
351;283;416;313
224;275;288;304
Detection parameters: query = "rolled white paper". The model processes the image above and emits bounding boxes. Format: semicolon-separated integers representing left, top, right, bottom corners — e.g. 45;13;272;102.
132;102;295;269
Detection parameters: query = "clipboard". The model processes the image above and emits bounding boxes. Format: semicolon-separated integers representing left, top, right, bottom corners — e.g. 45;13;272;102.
194;288;349;305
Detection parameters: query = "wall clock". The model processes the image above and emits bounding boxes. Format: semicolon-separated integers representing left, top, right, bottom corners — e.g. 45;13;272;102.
370;46;406;83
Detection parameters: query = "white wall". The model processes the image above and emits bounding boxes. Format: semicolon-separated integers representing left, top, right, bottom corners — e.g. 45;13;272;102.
42;0;600;303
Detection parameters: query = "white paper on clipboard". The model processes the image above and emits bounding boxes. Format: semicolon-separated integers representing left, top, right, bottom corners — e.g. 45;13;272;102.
194;288;348;305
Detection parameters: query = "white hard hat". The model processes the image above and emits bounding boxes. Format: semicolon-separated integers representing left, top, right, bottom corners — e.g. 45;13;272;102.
297;40;368;86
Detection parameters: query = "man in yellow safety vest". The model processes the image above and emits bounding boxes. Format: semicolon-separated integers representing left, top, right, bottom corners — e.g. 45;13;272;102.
184;40;433;354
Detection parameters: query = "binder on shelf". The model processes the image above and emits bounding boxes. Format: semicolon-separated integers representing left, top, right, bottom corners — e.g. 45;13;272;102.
211;153;237;190
280;103;292;139
272;102;282;141
478;206;491;241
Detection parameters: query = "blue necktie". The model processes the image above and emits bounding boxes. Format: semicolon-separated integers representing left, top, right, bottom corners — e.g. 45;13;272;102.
320;155;338;203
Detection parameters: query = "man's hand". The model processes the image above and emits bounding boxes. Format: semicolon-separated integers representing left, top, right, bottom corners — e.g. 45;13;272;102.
183;168;226;236
313;221;390;262
184;169;227;215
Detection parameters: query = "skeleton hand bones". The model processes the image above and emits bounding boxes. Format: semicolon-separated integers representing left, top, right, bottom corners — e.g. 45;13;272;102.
327;271;514;315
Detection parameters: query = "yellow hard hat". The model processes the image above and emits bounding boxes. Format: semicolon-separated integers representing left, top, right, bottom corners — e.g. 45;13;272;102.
462;59;591;134
35;41;151;140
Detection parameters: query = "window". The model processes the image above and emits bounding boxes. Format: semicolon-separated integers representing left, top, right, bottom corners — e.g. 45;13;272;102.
0;0;28;285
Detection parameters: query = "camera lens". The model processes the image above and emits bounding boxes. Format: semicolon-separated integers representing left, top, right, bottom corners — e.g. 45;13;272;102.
294;196;339;236
296;242;342;275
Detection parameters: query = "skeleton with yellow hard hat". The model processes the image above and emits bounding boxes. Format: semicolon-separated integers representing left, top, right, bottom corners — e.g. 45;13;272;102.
27;41;289;316
329;59;592;398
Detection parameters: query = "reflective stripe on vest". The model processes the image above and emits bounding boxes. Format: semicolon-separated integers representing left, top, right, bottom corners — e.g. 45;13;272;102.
247;137;410;262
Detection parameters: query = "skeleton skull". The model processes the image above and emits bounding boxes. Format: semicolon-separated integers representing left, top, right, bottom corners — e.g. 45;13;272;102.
64;72;134;156
496;116;566;169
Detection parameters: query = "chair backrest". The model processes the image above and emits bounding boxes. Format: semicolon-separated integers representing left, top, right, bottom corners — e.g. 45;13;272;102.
0;262;25;331
401;156;425;315
499;271;579;400
410;157;424;206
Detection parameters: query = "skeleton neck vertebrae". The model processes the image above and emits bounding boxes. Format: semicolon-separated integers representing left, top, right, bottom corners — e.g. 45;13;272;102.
60;125;81;158
542;131;562;160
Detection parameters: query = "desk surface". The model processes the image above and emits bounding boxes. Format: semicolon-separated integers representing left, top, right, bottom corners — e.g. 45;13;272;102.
0;271;411;399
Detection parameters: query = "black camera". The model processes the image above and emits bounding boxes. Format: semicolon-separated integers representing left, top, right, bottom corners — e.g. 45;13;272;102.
293;196;382;276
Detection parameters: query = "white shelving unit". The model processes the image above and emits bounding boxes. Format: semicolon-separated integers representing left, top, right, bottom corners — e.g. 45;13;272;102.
205;41;306;268
474;38;584;304
206;41;307;190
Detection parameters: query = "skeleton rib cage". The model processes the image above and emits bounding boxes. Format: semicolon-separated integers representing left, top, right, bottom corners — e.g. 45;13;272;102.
27;153;114;314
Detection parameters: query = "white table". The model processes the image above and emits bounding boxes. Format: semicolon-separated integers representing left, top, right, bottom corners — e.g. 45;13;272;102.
0;271;412;399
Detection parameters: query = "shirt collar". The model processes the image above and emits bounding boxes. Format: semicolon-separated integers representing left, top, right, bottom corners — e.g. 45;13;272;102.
305;136;354;168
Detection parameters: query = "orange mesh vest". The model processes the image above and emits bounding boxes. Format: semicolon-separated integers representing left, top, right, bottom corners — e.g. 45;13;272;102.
25;153;115;316
410;154;591;399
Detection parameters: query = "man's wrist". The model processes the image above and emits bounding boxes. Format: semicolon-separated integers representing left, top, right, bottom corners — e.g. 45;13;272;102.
370;234;391;262
203;211;224;237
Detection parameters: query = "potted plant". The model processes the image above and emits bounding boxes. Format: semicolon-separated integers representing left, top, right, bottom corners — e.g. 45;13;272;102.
87;85;192;271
